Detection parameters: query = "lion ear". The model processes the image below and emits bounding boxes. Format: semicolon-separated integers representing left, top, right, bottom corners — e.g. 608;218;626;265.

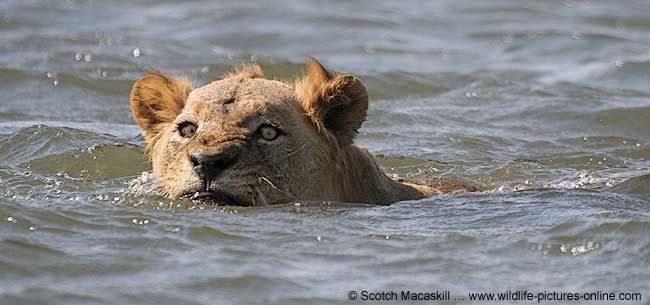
130;71;193;143
296;58;369;146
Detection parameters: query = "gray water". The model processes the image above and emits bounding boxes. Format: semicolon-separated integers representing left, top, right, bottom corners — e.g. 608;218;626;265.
1;1;650;304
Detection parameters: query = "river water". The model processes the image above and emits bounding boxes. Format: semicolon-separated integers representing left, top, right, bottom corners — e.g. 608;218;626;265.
1;1;649;304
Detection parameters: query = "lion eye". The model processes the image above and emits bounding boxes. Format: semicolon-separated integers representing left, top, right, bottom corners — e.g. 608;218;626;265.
259;125;279;141
178;122;197;138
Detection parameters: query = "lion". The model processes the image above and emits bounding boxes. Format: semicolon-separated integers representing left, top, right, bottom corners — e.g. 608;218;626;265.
130;58;472;206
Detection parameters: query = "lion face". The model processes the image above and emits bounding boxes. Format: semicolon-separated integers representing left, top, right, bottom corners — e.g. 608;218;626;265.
130;59;369;206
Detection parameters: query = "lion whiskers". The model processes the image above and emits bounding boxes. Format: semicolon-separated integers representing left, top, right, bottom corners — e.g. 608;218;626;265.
285;144;306;158
257;176;278;189
255;187;269;206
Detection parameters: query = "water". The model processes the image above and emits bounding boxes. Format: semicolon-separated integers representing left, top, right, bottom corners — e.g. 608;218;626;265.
1;0;650;304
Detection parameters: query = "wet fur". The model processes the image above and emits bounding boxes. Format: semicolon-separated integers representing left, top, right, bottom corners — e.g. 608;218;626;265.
130;58;470;206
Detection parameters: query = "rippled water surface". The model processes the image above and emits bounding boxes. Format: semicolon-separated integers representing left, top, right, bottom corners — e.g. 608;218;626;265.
1;1;650;304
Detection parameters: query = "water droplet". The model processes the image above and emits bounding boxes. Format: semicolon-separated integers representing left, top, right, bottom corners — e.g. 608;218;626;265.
385;235;390;240
132;218;138;224
316;235;322;242
6;216;16;223
46;72;54;78
201;66;209;73
83;54;92;62
132;48;141;57
636;143;641;147
75;53;82;61
28;226;36;231
53;80;59;86
143;219;149;224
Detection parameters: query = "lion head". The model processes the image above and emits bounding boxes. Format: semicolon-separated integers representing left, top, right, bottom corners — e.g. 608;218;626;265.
130;58;431;206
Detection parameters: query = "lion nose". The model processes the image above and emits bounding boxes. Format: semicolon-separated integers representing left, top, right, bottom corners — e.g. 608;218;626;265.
190;151;238;181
